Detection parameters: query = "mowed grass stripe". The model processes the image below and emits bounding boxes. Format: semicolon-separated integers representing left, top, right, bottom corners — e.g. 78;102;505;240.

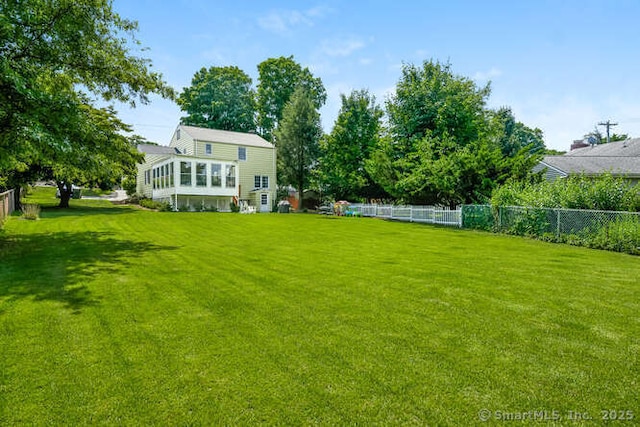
0;188;638;424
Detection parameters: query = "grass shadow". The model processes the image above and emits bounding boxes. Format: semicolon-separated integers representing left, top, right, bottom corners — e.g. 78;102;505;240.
39;204;142;219
0;231;178;313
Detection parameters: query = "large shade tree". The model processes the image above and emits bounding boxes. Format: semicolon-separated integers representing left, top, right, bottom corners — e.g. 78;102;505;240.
177;66;256;132
317;89;387;201
367;60;544;207
256;56;326;142
0;0;173;207
274;86;323;210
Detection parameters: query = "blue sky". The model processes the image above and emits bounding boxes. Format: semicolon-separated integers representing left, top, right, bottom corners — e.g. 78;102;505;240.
112;0;640;151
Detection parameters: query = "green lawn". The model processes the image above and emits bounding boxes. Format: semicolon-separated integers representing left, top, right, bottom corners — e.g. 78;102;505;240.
1;187;639;425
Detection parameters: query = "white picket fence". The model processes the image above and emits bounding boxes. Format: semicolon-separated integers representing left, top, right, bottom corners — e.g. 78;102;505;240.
348;204;462;227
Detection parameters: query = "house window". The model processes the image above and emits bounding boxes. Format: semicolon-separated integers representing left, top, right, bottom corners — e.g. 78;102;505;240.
225;164;236;188
238;147;246;161
205;143;212;155
254;175;261;189
211;164;221;187
152;169;156;189
261;193;268;205
180;161;192;186
145;170;150;185
261;176;269;189
169;163;174;186
196;163;206;187
176;129;180;140
164;164;170;188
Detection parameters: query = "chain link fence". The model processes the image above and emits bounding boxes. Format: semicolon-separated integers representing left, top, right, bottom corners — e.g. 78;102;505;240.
462;205;640;255
344;203;639;254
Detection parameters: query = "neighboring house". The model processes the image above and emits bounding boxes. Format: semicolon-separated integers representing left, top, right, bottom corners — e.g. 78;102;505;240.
533;138;640;184
136;125;276;212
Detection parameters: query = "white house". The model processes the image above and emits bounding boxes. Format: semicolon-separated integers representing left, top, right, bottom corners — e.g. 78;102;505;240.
136;125;277;212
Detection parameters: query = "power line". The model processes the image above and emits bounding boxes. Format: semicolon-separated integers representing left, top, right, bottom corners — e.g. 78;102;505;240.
598;120;618;143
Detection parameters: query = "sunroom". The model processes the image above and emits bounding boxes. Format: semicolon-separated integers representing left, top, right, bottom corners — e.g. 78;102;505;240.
146;156;239;211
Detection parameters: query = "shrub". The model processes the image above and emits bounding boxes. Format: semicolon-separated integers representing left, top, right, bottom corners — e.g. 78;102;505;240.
21;203;41;220
229;202;240;213
121;177;137;197
139;198;172;211
501;207;550;237
589;217;640;255
461;205;493;230
492;173;639;212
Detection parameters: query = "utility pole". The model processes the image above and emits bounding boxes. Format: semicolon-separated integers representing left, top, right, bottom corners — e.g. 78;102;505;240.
597;120;618;143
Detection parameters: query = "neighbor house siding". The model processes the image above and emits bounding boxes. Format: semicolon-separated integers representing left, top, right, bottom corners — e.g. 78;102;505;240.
532;162;567;182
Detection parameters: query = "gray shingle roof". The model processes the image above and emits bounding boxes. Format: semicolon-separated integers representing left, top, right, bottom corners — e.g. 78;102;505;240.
564;137;640;157
538;138;640;177
138;144;181;154
180;125;273;148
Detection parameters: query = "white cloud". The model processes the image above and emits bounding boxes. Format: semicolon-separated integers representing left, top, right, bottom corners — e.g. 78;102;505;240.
257;6;329;35
473;67;503;81
200;48;229;65
320;37;365;57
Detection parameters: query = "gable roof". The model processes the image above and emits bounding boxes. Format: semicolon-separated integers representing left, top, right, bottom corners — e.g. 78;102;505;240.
179;125;273;149
537;138;640;178
138;144;181;155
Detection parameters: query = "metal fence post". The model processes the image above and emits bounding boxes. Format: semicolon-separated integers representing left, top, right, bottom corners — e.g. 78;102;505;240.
556;209;561;241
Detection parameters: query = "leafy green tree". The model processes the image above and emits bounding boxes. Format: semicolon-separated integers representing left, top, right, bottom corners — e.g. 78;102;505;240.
367;61;543;207
51;103;143;208
0;0;173;207
489;107;545;157
177;66;256;132
256;56;326;142
274;86;323;209
317;89;386;201
367;60;492;206
386;60;489;149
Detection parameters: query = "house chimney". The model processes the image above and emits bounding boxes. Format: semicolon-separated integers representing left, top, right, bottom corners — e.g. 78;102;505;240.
570;139;589;151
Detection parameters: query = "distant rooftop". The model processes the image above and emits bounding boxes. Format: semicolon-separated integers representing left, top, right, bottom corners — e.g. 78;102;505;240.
565;137;640;157
538;138;640;177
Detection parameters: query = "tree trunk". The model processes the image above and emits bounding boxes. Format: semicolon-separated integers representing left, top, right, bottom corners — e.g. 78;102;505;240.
12;185;22;211
297;180;304;212
57;181;72;208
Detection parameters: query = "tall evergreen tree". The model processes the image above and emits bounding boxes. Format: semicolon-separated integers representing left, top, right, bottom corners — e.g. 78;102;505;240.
274;86;323;209
256;56;326;142
317;89;386;201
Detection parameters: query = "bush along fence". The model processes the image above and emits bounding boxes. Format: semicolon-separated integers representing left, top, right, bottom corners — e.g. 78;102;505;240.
348;203;640;255
0;189;16;228
462;205;640;255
